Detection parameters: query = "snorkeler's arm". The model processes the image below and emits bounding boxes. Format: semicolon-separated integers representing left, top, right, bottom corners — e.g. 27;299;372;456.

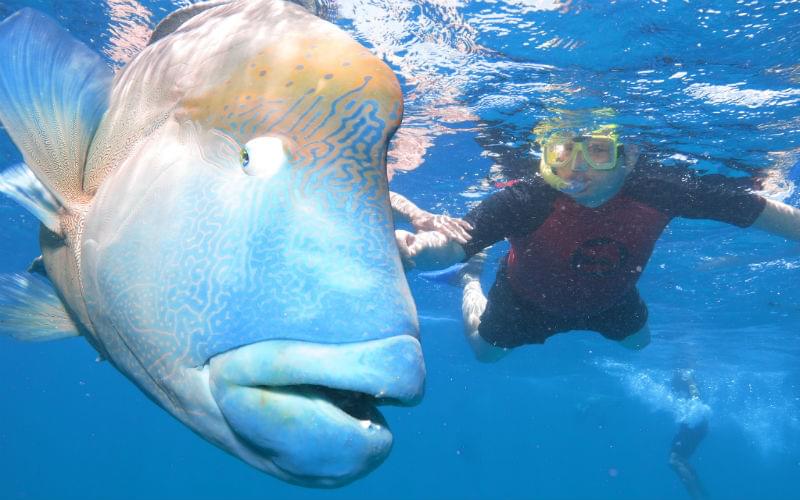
751;198;800;241
390;191;473;244
460;178;557;257
645;165;800;240
390;191;423;224
395;180;553;269
630;164;769;228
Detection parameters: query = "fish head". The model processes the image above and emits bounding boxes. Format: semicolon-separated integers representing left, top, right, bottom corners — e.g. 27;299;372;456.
81;0;423;487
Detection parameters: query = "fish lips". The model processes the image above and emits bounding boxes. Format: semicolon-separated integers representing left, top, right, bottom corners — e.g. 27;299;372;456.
207;335;425;487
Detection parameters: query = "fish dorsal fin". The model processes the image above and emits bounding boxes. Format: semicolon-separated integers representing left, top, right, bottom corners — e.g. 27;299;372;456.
0;9;112;205
148;0;232;45
146;0;324;46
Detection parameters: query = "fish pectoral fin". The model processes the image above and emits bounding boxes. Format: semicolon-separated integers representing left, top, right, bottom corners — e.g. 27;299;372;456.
27;255;48;277
0;164;64;235
0;273;81;342
0;8;112;204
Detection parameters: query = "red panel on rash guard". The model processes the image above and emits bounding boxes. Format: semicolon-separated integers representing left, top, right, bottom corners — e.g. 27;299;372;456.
506;194;670;316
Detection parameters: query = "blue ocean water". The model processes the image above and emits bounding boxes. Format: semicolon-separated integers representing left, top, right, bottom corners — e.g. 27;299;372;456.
1;0;800;498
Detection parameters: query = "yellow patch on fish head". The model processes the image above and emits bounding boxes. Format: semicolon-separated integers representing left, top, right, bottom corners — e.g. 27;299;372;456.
178;29;402;166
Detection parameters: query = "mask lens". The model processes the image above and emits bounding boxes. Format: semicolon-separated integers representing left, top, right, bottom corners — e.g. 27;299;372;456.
585;137;616;169
544;135;576;167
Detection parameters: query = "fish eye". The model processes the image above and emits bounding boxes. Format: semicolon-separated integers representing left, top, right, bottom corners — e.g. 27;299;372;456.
240;136;289;179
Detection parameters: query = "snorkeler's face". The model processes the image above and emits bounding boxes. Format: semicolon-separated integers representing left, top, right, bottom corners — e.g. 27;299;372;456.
541;139;638;207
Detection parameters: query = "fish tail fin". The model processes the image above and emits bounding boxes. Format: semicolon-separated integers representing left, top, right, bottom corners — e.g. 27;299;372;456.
0;273;81;342
0;8;112;204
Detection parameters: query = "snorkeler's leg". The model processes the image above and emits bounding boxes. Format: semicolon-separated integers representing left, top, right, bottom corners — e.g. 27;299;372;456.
462;280;509;362
591;288;651;350
458;251;486;286
619;324;651;350
669;370;710;500
669;435;709;500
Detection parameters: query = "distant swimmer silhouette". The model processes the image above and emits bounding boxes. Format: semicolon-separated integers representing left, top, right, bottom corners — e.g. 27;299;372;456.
669;370;710;500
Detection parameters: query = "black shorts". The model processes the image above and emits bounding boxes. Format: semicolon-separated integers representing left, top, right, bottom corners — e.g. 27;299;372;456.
478;265;648;348
670;421;708;458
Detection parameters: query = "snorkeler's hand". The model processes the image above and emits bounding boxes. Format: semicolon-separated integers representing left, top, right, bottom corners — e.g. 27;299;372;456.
410;213;473;245
395;229;467;271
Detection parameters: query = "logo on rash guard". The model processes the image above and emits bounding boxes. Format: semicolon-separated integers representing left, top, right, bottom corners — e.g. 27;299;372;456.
570;237;629;277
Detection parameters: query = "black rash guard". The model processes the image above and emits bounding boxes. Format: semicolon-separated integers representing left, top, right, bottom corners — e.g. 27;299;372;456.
462;160;766;319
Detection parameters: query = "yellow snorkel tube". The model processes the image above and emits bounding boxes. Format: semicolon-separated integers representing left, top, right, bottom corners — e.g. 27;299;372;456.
539;153;572;191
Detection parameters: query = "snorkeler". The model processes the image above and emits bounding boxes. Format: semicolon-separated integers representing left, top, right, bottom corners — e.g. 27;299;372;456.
393;114;800;361
669;369;710;500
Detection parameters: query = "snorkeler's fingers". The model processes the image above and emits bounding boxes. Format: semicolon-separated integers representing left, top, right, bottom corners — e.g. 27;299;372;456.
409;214;434;232
449;224;473;245
442;227;468;245
447;222;473;244
433;216;473;244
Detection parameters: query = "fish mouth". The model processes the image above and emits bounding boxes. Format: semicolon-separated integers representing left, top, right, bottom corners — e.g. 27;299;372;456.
207;335;425;487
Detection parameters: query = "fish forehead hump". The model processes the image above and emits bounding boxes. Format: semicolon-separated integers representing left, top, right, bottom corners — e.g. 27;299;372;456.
177;3;403;146
85;0;402;192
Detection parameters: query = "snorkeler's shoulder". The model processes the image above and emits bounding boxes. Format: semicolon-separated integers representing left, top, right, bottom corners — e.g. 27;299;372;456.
622;155;693;196
464;175;557;234
617;156;699;214
497;175;560;213
472;176;550;210
500;174;558;199
626;155;760;196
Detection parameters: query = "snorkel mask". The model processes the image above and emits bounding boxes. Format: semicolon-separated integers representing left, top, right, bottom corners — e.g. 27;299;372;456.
533;117;622;193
